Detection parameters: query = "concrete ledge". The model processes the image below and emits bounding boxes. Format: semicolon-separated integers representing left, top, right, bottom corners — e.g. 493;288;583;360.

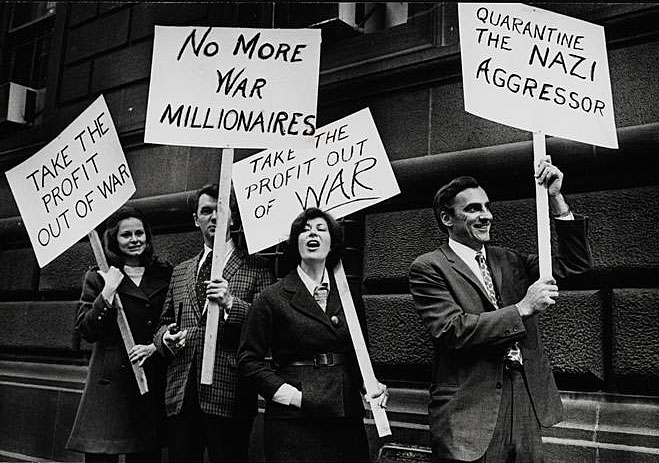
0;361;657;463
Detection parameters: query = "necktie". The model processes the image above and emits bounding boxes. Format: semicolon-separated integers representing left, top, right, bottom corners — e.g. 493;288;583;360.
196;252;212;310
475;252;498;308
476;251;523;368
313;283;329;312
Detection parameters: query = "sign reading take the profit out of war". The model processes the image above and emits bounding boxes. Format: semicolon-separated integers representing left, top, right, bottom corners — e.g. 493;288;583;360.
459;3;618;149
5;95;135;267
233;107;400;254
145;26;321;149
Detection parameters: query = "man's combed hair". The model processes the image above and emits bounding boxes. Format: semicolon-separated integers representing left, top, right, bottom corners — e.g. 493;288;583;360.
433;176;481;232
103;206;154;267
285;208;344;270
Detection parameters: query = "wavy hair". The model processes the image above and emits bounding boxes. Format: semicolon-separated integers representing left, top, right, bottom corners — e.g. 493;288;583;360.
103;206;154;267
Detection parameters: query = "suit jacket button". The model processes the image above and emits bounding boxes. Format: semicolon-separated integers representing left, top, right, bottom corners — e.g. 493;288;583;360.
513;327;518;332
147;320;153;326
496;382;502;389
504;330;510;336
330;315;340;326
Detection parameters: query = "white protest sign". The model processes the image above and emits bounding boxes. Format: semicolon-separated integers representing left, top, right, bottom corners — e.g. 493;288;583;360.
5;95;135;267
233;107;400;254
145;26;321;149
459;3;618;149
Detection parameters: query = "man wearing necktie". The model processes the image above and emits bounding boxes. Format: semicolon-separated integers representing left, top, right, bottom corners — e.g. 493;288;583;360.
154;184;276;462
409;157;592;463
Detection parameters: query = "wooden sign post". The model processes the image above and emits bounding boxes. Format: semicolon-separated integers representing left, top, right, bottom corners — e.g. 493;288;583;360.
334;261;392;437
533;132;552;279
89;230;149;394
201;149;234;385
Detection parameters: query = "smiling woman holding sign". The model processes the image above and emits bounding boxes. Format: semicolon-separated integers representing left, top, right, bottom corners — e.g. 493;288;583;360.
67;206;172;462
238;208;387;462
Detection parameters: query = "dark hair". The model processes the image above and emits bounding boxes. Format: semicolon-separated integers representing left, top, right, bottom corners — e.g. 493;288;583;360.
433;176;481;232
285;208;344;270
194;183;242;231
103;206;154;267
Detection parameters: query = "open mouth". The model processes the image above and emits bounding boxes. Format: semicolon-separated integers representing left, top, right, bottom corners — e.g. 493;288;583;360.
306;239;320;250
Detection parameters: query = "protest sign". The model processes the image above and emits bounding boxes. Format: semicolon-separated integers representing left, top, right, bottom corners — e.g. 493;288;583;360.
233;107;400;254
145;26;321;149
5;95;135;268
459;3;618;149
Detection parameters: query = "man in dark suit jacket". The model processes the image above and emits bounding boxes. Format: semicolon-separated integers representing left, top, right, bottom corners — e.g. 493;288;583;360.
154;184;276;462
409;158;592;462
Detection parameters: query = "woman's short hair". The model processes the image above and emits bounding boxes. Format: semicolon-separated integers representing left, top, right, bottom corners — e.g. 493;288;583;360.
433;176;481;232
285;208;344;270
103;206;154;267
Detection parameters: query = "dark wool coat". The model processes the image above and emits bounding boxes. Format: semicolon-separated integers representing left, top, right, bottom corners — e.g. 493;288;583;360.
409;217;592;462
66;259;172;454
153;247;275;418
237;269;370;462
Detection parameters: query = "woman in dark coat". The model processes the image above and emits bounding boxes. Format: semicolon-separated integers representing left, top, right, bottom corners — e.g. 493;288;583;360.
238;208;388;462
66;206;172;462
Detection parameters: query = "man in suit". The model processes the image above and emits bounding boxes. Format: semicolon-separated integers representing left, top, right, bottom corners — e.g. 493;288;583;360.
154;184;276;462
409;157;592;463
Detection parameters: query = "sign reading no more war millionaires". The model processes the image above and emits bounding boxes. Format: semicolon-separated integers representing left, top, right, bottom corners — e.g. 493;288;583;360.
459;3;618;149
145;26;321;149
5;95;135;267
233;108;400;254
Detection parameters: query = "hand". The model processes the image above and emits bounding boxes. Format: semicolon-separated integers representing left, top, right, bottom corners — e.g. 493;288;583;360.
205;278;233;307
516;277;559;317
366;381;389;409
163;325;187;352
128;343;156;367
535;156;563;197
98;266;124;303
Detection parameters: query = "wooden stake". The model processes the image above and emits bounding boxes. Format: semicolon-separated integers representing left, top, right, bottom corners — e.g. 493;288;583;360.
334;260;392;437
88;230;149;395
201;148;234;385
533;132;552;279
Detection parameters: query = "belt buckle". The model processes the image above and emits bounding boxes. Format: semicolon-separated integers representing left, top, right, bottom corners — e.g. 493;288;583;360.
314;353;333;367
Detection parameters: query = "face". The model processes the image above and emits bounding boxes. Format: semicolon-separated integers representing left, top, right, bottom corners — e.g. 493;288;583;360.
117;217;147;260
442;187;493;251
297;217;331;265
194;193;218;248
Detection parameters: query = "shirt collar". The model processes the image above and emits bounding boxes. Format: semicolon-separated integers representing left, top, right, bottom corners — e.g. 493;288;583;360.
199;239;235;272
448;237;485;262
296;265;330;297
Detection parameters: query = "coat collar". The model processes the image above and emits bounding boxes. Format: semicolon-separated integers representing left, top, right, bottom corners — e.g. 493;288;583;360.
282;270;338;333
117;260;170;302
439;243;500;310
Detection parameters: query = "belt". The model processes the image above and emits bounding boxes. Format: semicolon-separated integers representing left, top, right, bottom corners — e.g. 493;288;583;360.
280;352;347;367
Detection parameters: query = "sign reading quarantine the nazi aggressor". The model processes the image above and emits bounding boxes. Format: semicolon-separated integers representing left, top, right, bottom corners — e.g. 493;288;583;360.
233;108;400;254
145;26;321;149
5;95;135;267
458;3;618;149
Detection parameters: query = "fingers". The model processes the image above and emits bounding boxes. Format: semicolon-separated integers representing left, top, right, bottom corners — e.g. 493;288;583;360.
535;157;562;186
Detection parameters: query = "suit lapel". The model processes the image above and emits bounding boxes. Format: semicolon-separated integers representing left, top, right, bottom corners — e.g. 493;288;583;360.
486;247;504;303
186;251;203;318
440;244;497;310
283;271;335;332
223;247;243;282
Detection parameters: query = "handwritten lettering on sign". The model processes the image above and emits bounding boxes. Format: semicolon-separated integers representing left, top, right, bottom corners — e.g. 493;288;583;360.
6;96;135;267
145;27;321;149
459;3;618;148
233;108;400;254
